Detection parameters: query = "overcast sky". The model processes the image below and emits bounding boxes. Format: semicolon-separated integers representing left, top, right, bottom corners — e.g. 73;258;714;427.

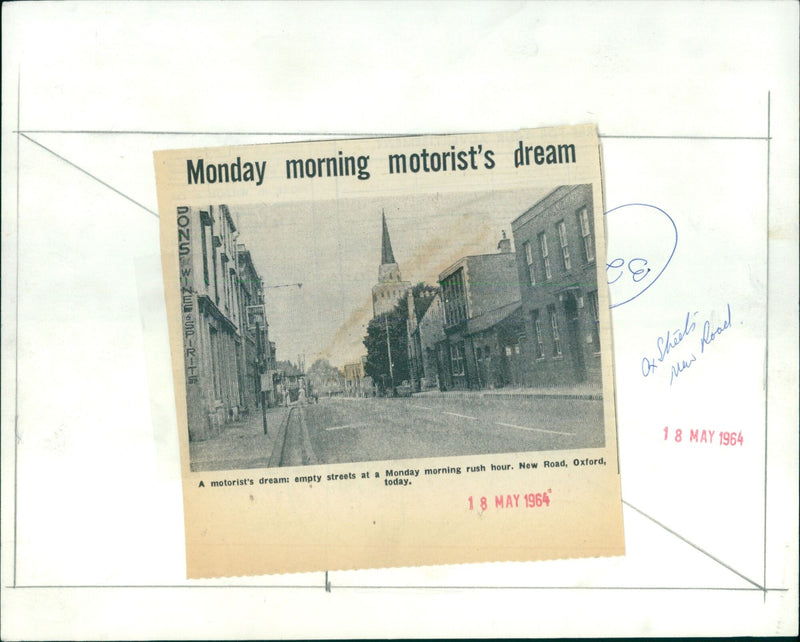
234;186;552;368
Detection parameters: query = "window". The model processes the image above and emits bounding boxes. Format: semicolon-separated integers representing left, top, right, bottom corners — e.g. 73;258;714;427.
578;207;595;263
557;220;571;271
523;241;535;285
229;269;237;316
200;216;210;286
531;310;545;359
210;208;220;304
442;268;467;326
451;342;465;376
587;290;601;351
539;232;551;280
209;326;222;398
548;304;562;356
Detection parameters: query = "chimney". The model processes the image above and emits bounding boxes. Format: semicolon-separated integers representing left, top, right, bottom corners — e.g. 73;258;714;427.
497;229;512;254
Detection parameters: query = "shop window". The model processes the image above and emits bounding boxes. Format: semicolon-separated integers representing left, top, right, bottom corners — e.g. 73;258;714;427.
451;342;465;376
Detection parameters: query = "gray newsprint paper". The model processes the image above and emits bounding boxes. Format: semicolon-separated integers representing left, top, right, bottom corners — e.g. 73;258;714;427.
154;125;624;577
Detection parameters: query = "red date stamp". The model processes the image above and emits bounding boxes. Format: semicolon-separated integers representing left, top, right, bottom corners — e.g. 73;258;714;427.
663;426;744;446
468;491;552;511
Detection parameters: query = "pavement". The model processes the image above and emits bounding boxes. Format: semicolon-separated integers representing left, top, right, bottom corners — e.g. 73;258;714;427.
413;383;603;401
189;405;292;472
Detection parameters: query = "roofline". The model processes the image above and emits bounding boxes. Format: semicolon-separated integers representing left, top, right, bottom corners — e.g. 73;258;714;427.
219;204;237;233
465;300;523;333
438;251;516;282
471;299;522;318
511;184;586;230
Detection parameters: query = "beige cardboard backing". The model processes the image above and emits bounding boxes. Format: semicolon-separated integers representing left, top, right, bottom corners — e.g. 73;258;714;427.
154;125;624;577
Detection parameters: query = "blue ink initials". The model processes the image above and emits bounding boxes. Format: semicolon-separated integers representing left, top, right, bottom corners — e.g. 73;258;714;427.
604;203;678;309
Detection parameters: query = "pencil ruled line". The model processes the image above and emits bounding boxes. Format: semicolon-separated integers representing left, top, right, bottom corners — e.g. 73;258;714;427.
17;133;159;219
623;500;764;591
762;89;771;602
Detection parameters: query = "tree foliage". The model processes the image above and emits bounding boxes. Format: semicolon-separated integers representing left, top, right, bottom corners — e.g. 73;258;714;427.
362;283;438;392
307;358;342;379
363;313;409;392
275;359;303;376
307;358;343;393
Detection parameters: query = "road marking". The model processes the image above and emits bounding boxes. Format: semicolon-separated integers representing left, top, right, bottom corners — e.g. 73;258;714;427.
442;411;478;420
324;424;366;431
495;422;574;436
409;404;434;411
298;406;318;465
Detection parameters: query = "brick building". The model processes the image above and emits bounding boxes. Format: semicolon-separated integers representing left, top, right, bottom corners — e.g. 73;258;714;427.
343;357;372;396
236;245;268;412
406;286;440;390
437;233;522;390
466;301;527;389
417;291;446;390
511;184;602;388
177;204;270;441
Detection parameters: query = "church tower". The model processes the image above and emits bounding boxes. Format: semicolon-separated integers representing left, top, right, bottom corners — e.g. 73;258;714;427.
372;211;411;317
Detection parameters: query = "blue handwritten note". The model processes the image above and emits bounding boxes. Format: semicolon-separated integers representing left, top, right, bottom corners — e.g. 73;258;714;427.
605;203;739;387
640;304;734;386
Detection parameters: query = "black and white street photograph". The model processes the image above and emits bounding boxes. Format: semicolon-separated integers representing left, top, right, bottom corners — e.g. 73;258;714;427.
177;185;606;472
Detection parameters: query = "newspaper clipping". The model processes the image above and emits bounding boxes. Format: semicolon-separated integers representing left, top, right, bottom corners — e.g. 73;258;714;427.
154;125;624;577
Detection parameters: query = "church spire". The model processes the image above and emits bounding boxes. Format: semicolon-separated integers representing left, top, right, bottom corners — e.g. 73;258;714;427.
381;209;396;265
373;209;410;317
